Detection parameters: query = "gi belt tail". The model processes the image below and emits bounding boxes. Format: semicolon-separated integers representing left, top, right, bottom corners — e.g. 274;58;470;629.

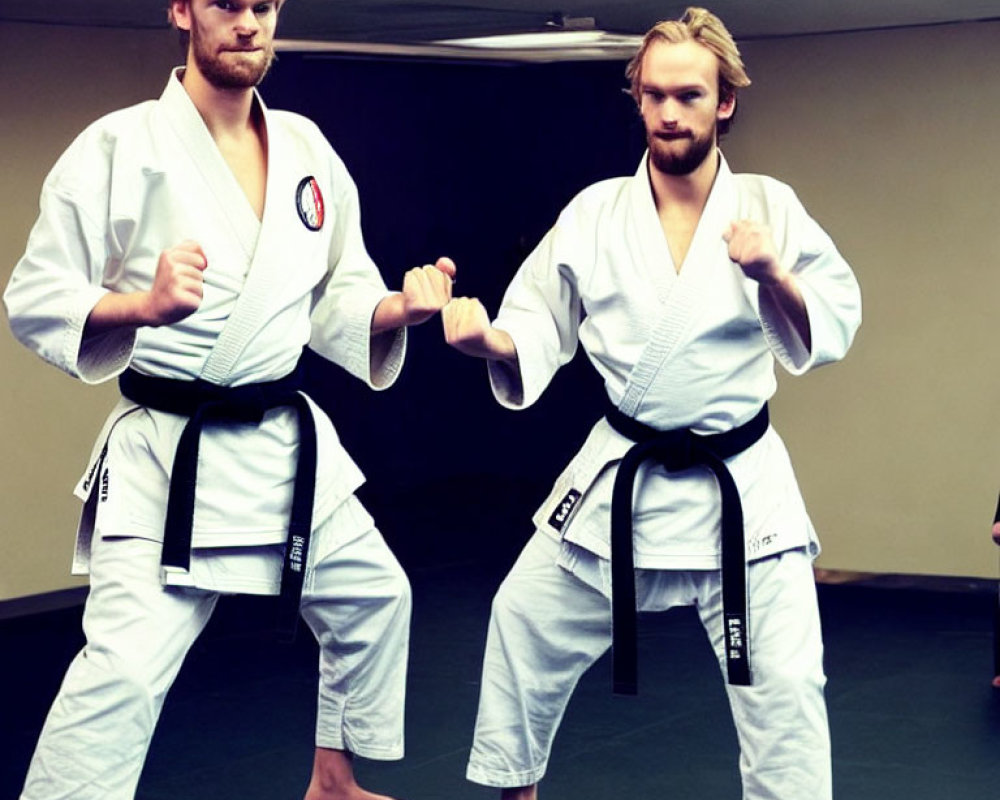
606;403;769;694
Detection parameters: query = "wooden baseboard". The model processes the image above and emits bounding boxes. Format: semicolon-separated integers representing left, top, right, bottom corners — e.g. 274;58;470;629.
814;568;995;593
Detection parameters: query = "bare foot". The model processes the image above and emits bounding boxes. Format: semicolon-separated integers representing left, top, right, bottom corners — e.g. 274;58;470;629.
305;788;394;800
304;748;396;800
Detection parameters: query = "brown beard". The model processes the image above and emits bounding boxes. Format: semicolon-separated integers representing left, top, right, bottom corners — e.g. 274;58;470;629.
190;19;274;89
647;128;715;176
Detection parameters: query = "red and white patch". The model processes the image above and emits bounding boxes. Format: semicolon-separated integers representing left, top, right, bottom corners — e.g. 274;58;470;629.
295;176;325;231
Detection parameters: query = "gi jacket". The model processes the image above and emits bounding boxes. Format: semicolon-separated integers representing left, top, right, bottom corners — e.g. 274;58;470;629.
487;152;861;570
4;70;404;583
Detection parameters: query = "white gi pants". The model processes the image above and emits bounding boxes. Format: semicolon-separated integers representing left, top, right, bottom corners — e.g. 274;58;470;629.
466;532;831;799
20;496;411;800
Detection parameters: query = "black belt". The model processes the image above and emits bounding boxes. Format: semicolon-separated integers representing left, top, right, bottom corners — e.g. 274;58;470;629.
606;404;770;694
118;364;316;641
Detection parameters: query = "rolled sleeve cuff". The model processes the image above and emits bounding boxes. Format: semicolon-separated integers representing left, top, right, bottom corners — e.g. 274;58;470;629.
332;287;407;389
488;319;555;409
758;283;813;376
70;287;136;384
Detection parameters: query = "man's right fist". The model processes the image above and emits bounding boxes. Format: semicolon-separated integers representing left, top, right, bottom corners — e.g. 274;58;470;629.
145;240;207;326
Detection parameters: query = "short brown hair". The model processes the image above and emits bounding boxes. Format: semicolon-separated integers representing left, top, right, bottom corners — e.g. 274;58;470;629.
625;7;751;135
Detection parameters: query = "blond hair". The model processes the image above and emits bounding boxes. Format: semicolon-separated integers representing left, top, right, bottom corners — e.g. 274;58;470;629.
625;7;750;134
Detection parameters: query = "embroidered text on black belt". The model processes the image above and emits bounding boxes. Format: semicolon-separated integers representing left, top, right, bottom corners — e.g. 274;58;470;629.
606;404;769;695
118;365;315;641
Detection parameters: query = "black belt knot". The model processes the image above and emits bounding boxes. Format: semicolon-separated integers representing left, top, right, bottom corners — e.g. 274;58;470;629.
118;364;315;640
650;430;694;471
606;403;769;695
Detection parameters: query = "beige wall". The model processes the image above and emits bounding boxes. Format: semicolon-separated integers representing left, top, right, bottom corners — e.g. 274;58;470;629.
1;19;998;603
727;22;1000;577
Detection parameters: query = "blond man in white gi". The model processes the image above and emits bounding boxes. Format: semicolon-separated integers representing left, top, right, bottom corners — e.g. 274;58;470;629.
4;2;455;799
444;7;861;799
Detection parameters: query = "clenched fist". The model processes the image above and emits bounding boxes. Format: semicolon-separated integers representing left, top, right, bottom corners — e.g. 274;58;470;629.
371;256;456;334
399;257;456;326
724;220;811;349
82;239;208;336
723;220;783;285
442;296;517;363
144;240;208;326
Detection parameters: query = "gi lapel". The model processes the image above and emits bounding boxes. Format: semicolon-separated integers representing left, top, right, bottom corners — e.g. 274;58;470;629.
160;82;311;385
198;98;294;383
157;69;278;384
159;70;261;264
617;152;738;417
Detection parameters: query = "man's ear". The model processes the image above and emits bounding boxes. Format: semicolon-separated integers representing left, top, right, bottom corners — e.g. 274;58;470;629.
169;1;193;33
718;92;736;122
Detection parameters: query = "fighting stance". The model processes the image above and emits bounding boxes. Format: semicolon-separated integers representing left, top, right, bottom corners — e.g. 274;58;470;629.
444;7;860;799
4;2;454;799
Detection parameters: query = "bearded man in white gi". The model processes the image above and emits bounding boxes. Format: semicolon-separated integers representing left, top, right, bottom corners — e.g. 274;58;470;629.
443;7;861;800
3;2;455;799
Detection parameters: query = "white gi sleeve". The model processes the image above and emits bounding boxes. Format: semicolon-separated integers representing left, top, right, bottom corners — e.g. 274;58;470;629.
4;135;136;384
757;184;862;374
309;153;405;390
488;205;586;409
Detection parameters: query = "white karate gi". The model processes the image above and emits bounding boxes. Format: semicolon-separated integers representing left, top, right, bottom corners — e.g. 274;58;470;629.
5;70;410;800
466;152;861;797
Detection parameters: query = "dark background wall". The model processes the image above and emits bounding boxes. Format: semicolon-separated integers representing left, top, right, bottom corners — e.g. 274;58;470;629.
259;54;647;559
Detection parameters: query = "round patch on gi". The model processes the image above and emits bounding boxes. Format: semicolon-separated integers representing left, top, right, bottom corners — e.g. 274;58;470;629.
295;176;325;231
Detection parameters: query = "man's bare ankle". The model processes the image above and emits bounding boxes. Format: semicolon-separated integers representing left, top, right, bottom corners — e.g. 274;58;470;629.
304;784;394;800
500;785;538;800
305;748;397;800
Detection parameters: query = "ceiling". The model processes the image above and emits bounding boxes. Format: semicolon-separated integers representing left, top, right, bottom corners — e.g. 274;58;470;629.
1;1;998;47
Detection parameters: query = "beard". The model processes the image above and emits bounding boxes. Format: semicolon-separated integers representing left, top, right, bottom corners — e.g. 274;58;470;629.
647;127;715;176
190;21;274;90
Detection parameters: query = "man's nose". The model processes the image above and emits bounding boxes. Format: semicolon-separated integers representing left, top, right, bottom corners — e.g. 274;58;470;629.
234;8;261;36
660;99;680;126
